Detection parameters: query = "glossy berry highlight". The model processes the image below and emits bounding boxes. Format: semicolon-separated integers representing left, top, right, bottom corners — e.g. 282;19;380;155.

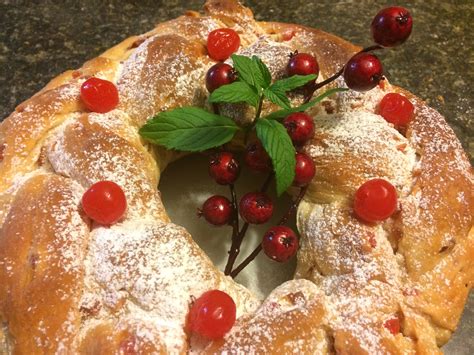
239;192;274;224
343;53;383;92
187;290;236;339
244;141;272;173
198;195;232;226
353;178;397;223
82;181;127;225
294;152;316;186
371;7;413;47
209;151;240;185
262;225;299;262
206;63;237;93
80;77;119;113
207;28;240;61
378;92;414;127
283;112;315;146
287;52;319;77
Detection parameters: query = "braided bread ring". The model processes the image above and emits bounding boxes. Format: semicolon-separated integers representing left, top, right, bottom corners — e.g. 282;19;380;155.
0;1;472;353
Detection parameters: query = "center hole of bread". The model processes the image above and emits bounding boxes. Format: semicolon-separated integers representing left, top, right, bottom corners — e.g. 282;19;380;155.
159;153;296;299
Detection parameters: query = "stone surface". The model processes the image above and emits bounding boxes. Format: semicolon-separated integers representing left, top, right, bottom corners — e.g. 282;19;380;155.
0;0;472;353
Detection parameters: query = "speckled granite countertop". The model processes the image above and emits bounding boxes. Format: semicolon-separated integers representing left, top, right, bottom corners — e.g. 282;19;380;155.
0;0;472;353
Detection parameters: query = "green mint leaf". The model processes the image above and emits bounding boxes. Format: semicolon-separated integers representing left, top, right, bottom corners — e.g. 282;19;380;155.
209;81;259;107
270;74;317;92
266;87;349;120
256;119;296;196
252;56;272;88
139;107;239;152
231;54;265;90
263;87;291;110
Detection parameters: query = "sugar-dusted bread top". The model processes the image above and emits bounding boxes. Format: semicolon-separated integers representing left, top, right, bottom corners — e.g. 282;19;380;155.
0;0;472;353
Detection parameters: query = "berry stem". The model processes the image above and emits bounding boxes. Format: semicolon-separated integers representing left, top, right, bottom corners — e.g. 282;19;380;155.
304;44;384;103
229;183;240;237
255;95;264;120
224;173;273;275
230;186;307;278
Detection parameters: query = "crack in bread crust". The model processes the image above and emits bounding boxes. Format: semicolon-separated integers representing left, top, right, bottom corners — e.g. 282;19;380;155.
0;0;472;353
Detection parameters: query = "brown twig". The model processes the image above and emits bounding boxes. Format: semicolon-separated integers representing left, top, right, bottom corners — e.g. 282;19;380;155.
224;173;273;276
230;186;308;278
304;44;385;103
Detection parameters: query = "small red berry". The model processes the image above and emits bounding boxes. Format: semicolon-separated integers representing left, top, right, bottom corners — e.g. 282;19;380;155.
244;141;272;173
371;7;413;47
378;93;415;127
343;53;383;92
239;192;273;225
207;28;240;61
283;112;315;146
198;195;232;226
80;77;119;113
206;63;237;93
209;152;240;185
287;52;319;77
354;178;397;223
294;152;315;186
262;226;299;262
82;181;127;225
187;290;236;339
383;317;401;335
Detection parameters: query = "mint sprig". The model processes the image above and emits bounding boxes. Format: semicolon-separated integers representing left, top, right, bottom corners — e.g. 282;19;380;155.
139;107;239;152
256;119;296;196
139;54;345;196
266;87;349;120
209;81;259;108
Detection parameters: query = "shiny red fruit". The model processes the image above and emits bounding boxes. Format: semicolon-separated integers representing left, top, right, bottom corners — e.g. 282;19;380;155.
206;63;237;93
371;7;413;47
283;112;315;146
239;192;273;225
199;195;232;226
187;290;236;339
209;151;240;185
207;28;240;61
80;77;119;113
378;93;415;126
294;152;315;186
343;53;383;92
244;141;272;173
354;178;397;223
287;52;319;77
262;225;299;262
384;317;401;334
82;181;127;225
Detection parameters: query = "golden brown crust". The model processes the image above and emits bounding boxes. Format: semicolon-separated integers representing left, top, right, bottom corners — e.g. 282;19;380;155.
0;0;472;353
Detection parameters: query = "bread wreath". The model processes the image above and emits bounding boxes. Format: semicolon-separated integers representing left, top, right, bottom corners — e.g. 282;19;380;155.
0;0;472;353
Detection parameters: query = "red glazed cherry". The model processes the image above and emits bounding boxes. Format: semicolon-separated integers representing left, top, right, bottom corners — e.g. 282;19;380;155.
343;53;383;92
378;93;415;126
287;52;319;77
294;152;315;186
209;152;240;185
283;112;315;146
262;226;299;262
82;181;127;225
371;7;413;47
384;317;401;334
207;28;240;61
198;195;232;226
239;192;273;224
206;63;237;93
354;178;397;223
80;77;119;113
244;141;272;173
187;290;236;339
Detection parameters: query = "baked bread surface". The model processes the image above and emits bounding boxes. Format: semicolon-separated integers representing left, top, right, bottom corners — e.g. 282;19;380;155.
0;1;472;353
